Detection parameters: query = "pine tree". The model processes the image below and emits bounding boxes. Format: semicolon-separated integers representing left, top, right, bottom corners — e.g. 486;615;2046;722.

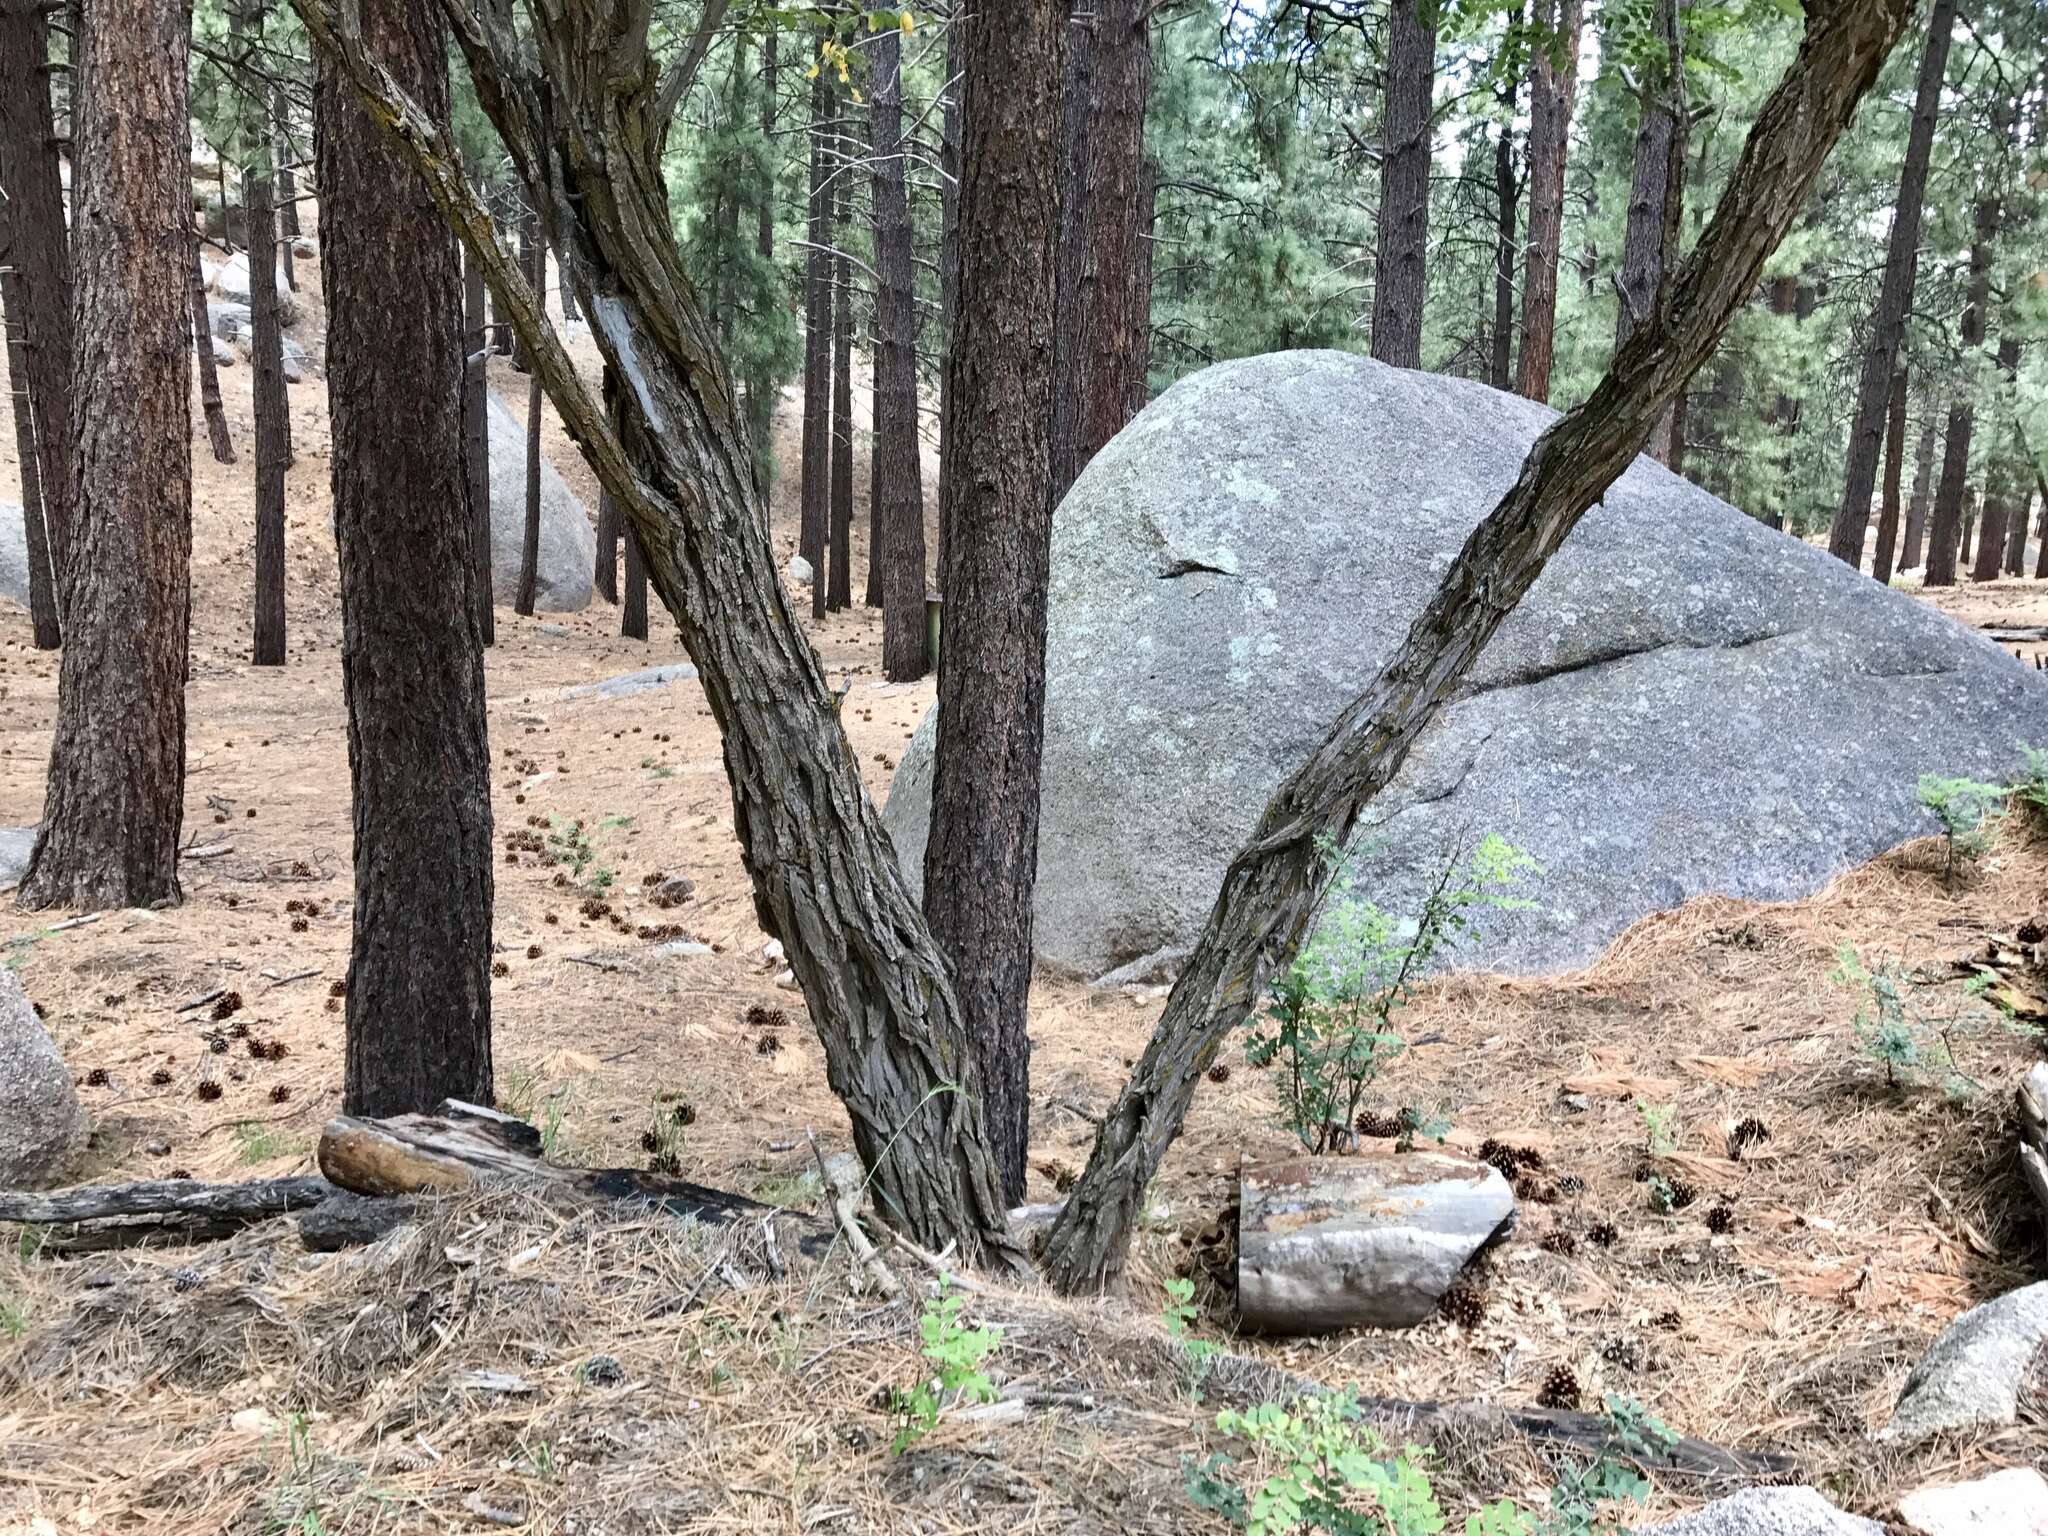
1516;0;1586;402
1371;0;1434;368
869;24;927;679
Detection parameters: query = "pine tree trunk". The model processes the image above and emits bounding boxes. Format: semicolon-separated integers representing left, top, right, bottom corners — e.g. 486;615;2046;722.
2;268;61;647
247;145;289;667
924;0;1066;1207
1370;0;1434;370
0;0;75;593
1927;191;2001;587
516;230;543;615
1826;0;1952;567
1489;51;1520;393
1050;0;1094;500
1871;364;1908;585
1614;0;1685;462
1973;335;2022;582
462;242;494;644
1902;410;1935;569
1038;0;1915;1292
19;0;192;912
800;66;832;613
594;489;620;604
745;30;776;490
2005;469;2031;575
870;27;927;679
316;0;492;1117
937;7;966;578
621;522;648;641
189;240;237;464
272;88;297;291
1513;0;1584;403
828;186;853;614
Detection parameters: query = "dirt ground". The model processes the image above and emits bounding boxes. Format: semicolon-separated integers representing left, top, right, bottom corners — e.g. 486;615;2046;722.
1;253;2045;1532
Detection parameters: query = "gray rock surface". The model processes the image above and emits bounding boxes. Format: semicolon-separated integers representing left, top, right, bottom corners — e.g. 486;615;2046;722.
0;968;88;1190
208;302;312;381
0;826;33;891
1897;1468;2048;1536
1632;1488;1881;1536
486;392;595;613
212;249;299;324
0;501;26;607
559;662;698;700
1877;1280;2048;1445
883;351;2048;977
1235;1150;1515;1333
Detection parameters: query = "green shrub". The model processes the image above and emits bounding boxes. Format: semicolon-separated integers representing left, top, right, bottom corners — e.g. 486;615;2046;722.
1915;775;2004;888
1163;1277;1223;1399
890;1283;1002;1453
1247;834;1536;1153
1831;944;1988;1094
2011;743;2048;836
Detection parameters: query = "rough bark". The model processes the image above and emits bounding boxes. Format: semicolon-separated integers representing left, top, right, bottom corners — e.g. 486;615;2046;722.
273;86;297;291
1489;41;1521;393
1927;193;2000;587
1613;0;1685;463
745;29;776;489
595;488;620;602
1902;408;1936;569
1371;0;1434;370
923;1;1067;1208
2;267;61;647
801;64;832;613
870;28;927;678
1038;0;1917;1292
1825;0;1952;567
463;242;494;643
246;136;289;667
0;0;74;593
317;0;492;1118
937;8;966;572
19;0;192;913
515;227;544;615
1513;0;1585;402
189;240;237;464
828;180;853;614
1973;335;2023;582
1871;364;1907;585
621;522;648;640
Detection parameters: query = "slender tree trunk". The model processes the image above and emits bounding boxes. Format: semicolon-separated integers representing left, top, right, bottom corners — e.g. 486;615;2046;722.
2036;471;2048;579
462;244;493;643
828;181;853;614
745;29;776;489
516;229;542;615
189;240;236;464
1826;0;1952;567
0;0;75;593
272;87;297;291
1902;410;1935;569
1871;365;1908;584
594;489;620;603
937;6;966;578
924;1;1066;1207
1927;191;2001;587
1038;0;1915;1292
621;522;648;640
19;0;192;912
870;27;927;678
2;269;61;647
317;0;491;1116
1371;0;1434;370
1513;0;1584;403
246;122;289;667
1489;33;1521;393
1050;0;1094;500
1973;335;2022;582
1614;0;1685;463
801;65;832;613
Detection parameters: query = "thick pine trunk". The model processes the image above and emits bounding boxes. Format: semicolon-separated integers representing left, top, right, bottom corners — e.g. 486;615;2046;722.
19;0;191;912
937;9;966;577
800;67;832;614
1926;196;2000;587
1370;0;1433;370
1050;0;1093;500
1902;411;1936;569
1614;0;1685;463
621;523;648;641
316;0;492;1117
828;194;853;614
0;0;74;594
1489;60;1520;393
870;29;927;679
189;241;237;464
924;1;1066;1207
2;268;61;647
1826;0;1952;567
1871;365;1908;585
247;150;289;666
594;489;620;603
2005;462;2031;575
462;244;494;643
1038;0;1915;1292
1513;0;1584;403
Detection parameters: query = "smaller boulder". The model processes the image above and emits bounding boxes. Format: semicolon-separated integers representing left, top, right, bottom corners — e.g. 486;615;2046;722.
210;336;235;367
1877;1281;2048;1446
1897;1468;2048;1536
0;826;33;891
0;968;88;1190
559;663;698;700
1;501;27;608
787;554;813;586
1236;1149;1515;1333
213;250;299;325
1632;1488;1882;1535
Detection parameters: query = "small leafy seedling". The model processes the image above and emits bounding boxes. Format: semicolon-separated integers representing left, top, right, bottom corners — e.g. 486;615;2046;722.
1635;1101;1677;1157
890;1283;1002;1453
1915;774;2004;889
1163;1277;1222;1399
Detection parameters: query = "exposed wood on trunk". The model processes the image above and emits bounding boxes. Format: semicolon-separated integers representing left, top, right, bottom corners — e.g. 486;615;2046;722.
1038;0;1917;1293
1513;0;1584;403
1370;0;1434;370
1872;365;1908;585
19;0;192;912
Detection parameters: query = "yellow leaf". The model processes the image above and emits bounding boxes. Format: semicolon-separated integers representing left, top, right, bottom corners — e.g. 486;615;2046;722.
851;87;864;104
803;62;819;78
902;8;916;32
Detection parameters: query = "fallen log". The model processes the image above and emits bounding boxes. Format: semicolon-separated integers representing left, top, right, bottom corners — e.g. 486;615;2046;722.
0;1175;334;1253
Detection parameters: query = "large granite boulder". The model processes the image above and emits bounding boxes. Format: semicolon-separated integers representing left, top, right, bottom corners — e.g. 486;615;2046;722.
1877;1281;2048;1446
0;968;87;1190
883;352;2048;977
1;500;27;607
1632;1489;1881;1536
486;391;595;613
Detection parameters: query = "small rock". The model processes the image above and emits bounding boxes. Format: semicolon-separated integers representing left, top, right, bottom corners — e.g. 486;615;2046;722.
537;623;569;638
774;968;798;990
579;1354;625;1387
787;554;813;586
1897;1468;2048;1536
654;874;695;905
1632;1487;1883;1535
762;939;785;964
0;968;88;1190
656;940;713;958
144;1138;171;1157
0;826;34;892
560;662;698;700
1560;1091;1592;1114
1877;1281;2048;1446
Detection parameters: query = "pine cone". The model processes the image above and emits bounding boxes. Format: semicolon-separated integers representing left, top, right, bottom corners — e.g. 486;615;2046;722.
1667;1178;1699;1210
1588;1220;1619;1248
1706;1204;1736;1235
1536;1365;1581;1411
1357;1110;1402;1139
1438;1281;1487;1329
1540;1229;1579;1257
1727;1116;1771;1160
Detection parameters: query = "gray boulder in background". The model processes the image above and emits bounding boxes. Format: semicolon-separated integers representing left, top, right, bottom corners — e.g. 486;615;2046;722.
882;351;2048;978
0;501;27;608
0;826;33;891
1631;1488;1881;1536
486;391;594;613
1877;1280;2048;1446
0;967;87;1190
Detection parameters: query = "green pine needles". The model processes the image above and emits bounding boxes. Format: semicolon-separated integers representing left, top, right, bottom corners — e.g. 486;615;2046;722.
1915;774;2005;889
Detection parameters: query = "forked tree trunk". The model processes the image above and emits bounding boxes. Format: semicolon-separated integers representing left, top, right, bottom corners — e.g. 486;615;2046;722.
462;244;494;643
188;241;237;464
1036;0;1917;1292
828;192;853;614
1513;0;1584;403
20;0;192;912
870;27;927;678
1902;410;1936;569
1370;0;1433;370
248;151;289;666
316;0;492;1116
800;66;832;613
1871;365;1907;585
2;268;61;647
1826;0;1952;568
924;0;1067;1206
